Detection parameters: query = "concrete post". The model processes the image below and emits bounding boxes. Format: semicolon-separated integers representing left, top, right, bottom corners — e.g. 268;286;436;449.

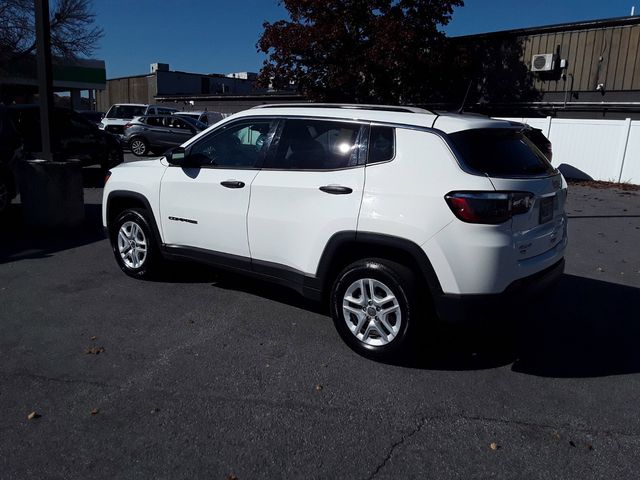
70;89;82;110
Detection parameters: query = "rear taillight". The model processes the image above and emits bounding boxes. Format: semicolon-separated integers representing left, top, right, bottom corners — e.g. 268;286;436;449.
445;191;533;224
124;123;133;130
105;171;112;185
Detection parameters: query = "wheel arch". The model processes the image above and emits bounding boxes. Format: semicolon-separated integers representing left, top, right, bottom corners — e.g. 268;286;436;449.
106;190;163;244
313;231;443;301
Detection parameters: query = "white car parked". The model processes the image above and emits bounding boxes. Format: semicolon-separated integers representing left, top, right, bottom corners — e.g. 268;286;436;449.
103;104;567;359
99;104;178;136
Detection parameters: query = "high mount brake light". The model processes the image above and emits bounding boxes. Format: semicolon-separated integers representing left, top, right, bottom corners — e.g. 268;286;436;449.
445;191;534;224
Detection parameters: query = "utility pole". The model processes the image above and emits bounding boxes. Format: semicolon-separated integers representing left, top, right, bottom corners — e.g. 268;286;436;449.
35;0;54;161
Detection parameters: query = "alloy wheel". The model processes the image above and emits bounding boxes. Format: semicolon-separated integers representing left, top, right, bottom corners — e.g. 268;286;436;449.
342;278;402;346
131;139;146;156
117;221;147;269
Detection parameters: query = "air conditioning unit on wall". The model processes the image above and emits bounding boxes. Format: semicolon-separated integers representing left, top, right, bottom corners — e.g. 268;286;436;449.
531;54;555;72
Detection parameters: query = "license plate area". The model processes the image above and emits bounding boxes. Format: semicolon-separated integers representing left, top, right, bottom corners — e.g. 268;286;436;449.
539;196;554;224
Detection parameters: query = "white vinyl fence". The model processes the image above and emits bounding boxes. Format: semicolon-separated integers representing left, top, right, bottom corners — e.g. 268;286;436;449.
498;117;640;184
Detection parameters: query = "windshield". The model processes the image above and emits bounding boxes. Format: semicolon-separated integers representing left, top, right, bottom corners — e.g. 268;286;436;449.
106;105;147;119
447;128;556;177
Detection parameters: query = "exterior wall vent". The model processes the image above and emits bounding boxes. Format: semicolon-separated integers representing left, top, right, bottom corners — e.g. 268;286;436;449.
531;54;555;72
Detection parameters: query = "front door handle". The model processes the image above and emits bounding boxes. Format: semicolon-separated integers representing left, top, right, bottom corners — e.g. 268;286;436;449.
319;185;353;195
221;180;245;189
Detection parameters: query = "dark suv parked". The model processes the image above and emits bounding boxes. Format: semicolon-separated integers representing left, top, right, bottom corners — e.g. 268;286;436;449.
7;105;123;170
123;115;206;157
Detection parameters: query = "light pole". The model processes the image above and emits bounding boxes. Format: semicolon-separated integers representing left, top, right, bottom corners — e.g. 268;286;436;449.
35;0;54;161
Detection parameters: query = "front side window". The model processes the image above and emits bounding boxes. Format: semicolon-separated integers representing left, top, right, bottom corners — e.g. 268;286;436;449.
188;120;273;168
168;117;192;130
264;119;362;170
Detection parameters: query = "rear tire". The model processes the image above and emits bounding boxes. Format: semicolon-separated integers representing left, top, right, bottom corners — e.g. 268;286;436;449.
330;258;420;360
110;208;162;279
130;137;148;157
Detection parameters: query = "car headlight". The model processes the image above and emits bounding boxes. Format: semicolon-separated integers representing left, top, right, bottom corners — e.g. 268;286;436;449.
98;122;105;130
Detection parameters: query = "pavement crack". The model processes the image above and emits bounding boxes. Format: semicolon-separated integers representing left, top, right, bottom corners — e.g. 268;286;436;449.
365;416;429;480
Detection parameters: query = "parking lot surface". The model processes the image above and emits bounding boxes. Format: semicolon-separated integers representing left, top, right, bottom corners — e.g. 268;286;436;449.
1;164;639;479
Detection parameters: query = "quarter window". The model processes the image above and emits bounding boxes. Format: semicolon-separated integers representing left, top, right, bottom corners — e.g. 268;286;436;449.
188;120;273;168
368;126;395;163
265;119;362;170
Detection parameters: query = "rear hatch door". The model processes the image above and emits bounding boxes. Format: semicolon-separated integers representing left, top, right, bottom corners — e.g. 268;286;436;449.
448;128;567;260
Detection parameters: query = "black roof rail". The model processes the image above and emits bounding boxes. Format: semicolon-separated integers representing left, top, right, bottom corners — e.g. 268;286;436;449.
251;103;437;115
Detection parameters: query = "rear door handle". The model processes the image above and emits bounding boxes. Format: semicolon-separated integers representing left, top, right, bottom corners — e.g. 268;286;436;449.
319;185;353;195
221;180;245;189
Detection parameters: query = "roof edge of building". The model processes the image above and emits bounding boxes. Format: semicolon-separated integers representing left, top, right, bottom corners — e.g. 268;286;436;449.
452;15;640;40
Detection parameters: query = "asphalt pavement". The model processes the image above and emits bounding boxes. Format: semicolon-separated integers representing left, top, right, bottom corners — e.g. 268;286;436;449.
1;160;639;479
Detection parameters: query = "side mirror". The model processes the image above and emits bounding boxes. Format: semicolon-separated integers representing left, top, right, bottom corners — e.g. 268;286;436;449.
166;146;186;166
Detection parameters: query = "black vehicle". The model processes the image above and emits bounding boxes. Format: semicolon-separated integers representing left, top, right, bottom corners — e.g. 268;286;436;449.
77;110;105;126
7;105;123;170
0;107;23;214
123;115;206;157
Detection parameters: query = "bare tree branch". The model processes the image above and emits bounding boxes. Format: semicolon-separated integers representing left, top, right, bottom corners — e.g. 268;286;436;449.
0;0;103;66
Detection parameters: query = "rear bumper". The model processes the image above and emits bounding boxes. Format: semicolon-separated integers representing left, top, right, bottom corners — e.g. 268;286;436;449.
433;258;565;324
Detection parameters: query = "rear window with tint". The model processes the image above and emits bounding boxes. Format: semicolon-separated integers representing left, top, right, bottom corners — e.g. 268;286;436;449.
448;129;555;177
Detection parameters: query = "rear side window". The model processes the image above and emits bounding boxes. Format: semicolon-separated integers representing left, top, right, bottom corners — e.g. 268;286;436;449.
448;129;555;177
368;126;394;163
146;116;165;127
265;119;362;170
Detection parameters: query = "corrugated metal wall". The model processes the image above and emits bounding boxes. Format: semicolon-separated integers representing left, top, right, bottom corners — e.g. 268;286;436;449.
522;24;640;92
96;75;154;111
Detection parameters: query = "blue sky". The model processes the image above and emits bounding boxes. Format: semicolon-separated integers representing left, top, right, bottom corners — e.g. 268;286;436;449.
93;0;637;79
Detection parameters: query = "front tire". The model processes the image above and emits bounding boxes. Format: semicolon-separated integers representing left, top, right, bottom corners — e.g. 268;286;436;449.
330;258;418;360
129;137;148;157
111;208;161;278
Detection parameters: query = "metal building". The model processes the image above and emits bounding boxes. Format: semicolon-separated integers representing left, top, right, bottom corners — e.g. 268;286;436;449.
453;15;640;118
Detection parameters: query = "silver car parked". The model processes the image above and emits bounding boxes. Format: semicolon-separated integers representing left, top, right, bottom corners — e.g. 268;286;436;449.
123;115;206;157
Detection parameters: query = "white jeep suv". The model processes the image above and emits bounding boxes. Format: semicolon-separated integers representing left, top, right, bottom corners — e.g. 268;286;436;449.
103;104;567;359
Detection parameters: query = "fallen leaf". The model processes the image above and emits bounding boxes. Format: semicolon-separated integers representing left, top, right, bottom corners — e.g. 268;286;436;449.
227;475;238;480
489;442;499;450
84;346;105;355
27;411;40;420
90;336;97;341
150;408;160;414
315;384;323;391
587;444;593;451
90;408;99;415
569;440;576;447
552;431;560;440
